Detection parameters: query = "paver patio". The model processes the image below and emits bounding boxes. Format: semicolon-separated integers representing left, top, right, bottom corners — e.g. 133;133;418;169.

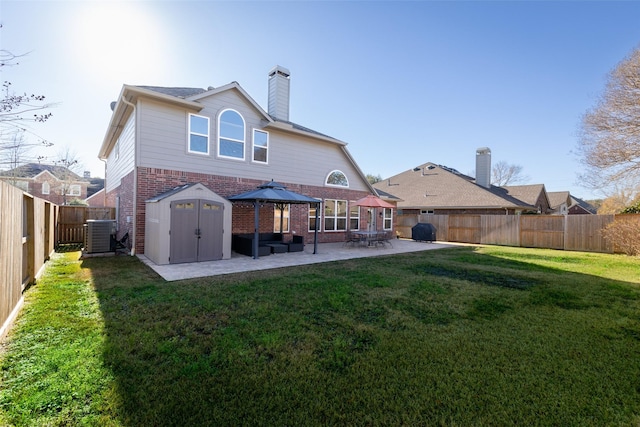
137;239;455;281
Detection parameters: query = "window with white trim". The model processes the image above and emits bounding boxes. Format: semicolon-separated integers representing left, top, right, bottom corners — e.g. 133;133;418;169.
188;114;210;154
274;204;290;233
252;129;268;163
42;182;50;195
324;199;347;231
309;205;318;232
349;205;360;230
218;109;245;159
326;170;348;187
383;208;393;230
68;184;81;196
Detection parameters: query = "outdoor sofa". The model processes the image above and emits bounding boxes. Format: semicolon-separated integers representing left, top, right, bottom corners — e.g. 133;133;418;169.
232;233;304;256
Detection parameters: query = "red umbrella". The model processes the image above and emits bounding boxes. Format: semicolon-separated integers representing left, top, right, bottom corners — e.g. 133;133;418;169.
352;194;395;208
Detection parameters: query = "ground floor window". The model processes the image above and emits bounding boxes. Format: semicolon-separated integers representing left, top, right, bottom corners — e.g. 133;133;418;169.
350;205;360;230
274;204;290;233
308;205;318;232
324;199;347;231
383;208;393;230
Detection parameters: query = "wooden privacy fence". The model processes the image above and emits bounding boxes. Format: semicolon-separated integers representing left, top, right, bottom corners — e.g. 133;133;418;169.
396;213;640;254
57;206;115;245
1;181;56;339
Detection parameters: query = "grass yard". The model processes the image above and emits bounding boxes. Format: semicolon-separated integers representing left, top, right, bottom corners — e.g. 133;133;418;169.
1;246;639;426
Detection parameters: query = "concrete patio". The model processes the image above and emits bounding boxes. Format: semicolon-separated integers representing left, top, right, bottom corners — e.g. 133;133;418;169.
137;239;455;281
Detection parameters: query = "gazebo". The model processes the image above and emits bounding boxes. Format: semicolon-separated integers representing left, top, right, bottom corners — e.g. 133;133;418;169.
228;180;322;259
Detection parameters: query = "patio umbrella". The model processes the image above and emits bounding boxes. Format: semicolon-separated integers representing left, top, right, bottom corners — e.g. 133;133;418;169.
228;180;321;259
352;194;395;209
352;194;395;232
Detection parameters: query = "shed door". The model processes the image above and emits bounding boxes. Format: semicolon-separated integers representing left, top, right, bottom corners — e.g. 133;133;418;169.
170;199;224;264
197;201;224;262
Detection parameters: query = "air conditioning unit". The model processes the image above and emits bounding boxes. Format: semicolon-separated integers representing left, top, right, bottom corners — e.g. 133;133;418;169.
85;220;116;253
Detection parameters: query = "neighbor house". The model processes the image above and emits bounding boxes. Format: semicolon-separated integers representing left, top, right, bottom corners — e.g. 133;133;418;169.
373;148;541;215
98;66;388;263
568;196;597;215
0;163;89;205
548;191;571;215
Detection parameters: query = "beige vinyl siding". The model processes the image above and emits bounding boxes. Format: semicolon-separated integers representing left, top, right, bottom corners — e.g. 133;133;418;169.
137;90;369;192
106;112;136;193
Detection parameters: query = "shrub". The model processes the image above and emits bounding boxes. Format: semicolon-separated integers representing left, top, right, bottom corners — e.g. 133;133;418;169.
602;215;640;256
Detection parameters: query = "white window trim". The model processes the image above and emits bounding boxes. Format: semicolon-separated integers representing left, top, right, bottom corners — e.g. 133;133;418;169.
68;184;81;197
350;205;360;231
217;108;245;161
252;128;269;164
188;113;210;155
325;170;349;188
383;208;393;231
42;182;50;195
274;203;290;233
324;199;348;232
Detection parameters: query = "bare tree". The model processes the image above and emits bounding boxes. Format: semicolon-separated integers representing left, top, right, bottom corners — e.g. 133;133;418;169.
577;45;640;196
54;146;83;205
1;32;55;167
491;161;529;186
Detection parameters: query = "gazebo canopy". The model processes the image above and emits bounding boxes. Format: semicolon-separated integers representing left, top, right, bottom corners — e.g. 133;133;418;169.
228;180;321;259
228;180;321;204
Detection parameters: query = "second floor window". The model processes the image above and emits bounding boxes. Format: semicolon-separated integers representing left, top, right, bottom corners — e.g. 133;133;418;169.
188;114;210;154
218;109;245;160
42;182;50;195
253;129;268;163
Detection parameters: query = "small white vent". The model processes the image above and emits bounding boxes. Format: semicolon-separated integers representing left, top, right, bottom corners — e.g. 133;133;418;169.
85;220;116;253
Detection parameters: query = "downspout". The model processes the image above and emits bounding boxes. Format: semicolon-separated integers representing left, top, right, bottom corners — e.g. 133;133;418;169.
120;95;137;256
100;158;107;207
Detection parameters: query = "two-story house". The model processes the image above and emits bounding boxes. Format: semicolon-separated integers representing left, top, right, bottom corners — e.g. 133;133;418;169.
0;163;88;205
98;66;387;263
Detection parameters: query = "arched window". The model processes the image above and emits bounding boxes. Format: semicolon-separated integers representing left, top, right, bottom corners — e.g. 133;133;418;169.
325;170;348;187
218;109;245;160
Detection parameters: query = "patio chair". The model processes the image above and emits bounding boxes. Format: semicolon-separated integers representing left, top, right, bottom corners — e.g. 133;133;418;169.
343;231;363;248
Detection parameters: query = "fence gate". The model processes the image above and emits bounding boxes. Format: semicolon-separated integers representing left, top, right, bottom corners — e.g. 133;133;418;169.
169;199;224;264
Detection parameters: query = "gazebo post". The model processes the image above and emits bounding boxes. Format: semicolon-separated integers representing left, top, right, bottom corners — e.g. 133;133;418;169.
253;201;260;259
313;201;320;254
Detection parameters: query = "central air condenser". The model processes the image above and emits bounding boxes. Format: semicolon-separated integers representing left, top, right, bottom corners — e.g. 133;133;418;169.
84;220;116;253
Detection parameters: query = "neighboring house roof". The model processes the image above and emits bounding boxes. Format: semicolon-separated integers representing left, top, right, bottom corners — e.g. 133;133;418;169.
548;191;571;210
570;196;598;214
373;162;534;211
0;163;85;181
501;184;551;212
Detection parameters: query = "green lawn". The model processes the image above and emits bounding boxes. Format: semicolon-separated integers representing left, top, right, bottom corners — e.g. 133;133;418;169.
1;246;639;426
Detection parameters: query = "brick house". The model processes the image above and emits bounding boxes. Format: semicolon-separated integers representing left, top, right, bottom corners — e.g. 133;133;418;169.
98;66;391;262
373;147;557;215
0;163;88;205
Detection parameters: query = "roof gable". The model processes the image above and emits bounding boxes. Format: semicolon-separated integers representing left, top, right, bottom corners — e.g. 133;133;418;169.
0;163;83;181
374;163;533;210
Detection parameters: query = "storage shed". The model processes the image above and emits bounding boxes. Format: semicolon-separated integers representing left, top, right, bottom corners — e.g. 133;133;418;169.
145;183;232;265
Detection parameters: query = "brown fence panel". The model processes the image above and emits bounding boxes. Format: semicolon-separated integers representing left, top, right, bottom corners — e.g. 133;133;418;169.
419;214;449;241
448;215;481;243
565;214;614;253
481;215;520;246
520;215;565;249
1;182;24;335
396;214;418;239
57;206;115;245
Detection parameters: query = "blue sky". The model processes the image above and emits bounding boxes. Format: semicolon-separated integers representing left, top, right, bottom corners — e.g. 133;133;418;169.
2;1;640;200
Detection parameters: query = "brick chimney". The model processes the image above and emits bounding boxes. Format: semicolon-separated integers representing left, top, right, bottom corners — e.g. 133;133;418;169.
268;65;290;121
475;147;491;188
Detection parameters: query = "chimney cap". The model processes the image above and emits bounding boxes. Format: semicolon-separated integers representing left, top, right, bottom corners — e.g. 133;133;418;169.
269;65;290;78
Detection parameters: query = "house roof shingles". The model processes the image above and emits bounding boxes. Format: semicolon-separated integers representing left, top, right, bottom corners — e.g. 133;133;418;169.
0;163;85;181
373;163;534;210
